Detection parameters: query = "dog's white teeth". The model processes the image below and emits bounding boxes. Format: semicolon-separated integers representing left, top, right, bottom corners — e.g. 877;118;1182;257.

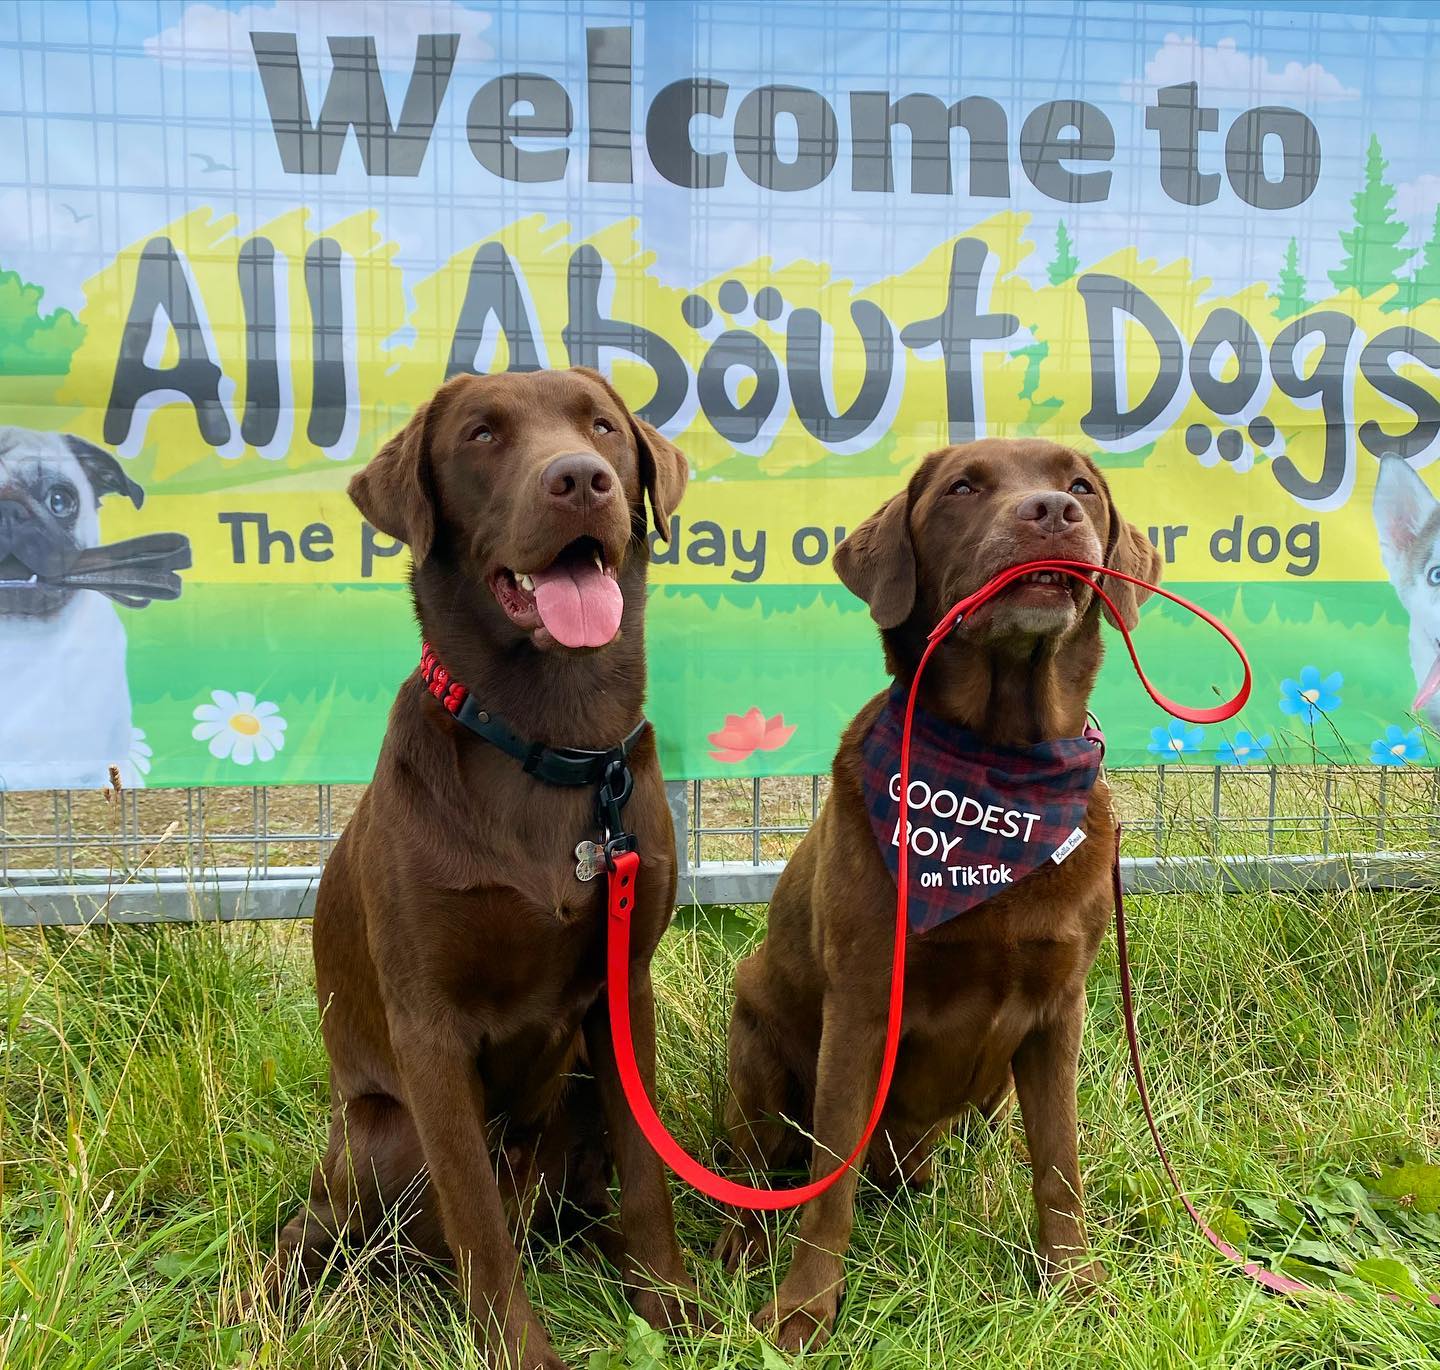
592;550;605;571
517;573;534;592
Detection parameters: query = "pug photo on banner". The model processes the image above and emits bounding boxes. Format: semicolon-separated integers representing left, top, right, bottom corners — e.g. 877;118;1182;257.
0;426;190;791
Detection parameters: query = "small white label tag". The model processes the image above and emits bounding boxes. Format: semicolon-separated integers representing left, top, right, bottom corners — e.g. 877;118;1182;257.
1050;826;1087;865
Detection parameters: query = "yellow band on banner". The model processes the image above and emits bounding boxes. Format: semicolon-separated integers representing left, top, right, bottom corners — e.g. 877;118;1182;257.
98;473;1382;587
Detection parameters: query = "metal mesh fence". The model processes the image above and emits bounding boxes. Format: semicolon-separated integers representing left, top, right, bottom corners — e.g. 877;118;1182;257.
684;766;1440;865
0;784;359;880
1;765;1437;926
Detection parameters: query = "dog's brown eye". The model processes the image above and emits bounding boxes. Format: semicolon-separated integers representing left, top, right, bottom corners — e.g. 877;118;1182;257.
467;424;493;444
949;479;975;495
593;418;615;436
1069;478;1094;495
46;483;78;518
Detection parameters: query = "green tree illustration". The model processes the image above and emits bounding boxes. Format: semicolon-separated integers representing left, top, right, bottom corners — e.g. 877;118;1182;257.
1390;204;1440;311
1271;238;1312;318
1329;134;1413;299
1047;220;1079;285
0;268;84;375
1009;340;1063;433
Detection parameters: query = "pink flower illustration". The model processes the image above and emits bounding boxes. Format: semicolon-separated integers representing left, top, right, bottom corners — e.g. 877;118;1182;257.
707;707;796;763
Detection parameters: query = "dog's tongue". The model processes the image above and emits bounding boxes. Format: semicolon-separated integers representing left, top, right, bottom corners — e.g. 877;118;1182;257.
1416;649;1440;712
530;558;623;648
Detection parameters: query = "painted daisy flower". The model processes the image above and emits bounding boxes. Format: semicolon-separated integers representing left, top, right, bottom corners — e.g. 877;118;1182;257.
1217;730;1271;766
1148;719;1205;757
1278;665;1342;725
1370;725;1426;766
192;691;287;766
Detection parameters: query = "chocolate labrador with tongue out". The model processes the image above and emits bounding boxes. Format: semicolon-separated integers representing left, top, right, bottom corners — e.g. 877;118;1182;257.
265;368;697;1370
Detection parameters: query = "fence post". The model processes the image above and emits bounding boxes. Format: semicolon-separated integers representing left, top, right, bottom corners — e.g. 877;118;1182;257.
666;780;691;879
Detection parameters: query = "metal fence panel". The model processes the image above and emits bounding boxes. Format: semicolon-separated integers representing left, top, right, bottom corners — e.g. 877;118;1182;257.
2;767;1436;926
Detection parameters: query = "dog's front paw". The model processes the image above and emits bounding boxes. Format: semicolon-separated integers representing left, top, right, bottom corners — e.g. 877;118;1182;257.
712;1215;768;1273
754;1272;844;1354
1042;1252;1109;1299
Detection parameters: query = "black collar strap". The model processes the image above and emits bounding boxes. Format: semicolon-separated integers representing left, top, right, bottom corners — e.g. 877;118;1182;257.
419;641;649;788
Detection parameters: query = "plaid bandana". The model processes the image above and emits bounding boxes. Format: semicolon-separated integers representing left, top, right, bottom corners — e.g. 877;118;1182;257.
861;686;1103;934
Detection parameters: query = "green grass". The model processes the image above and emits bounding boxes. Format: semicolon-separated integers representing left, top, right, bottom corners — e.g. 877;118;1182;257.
4;871;1440;1368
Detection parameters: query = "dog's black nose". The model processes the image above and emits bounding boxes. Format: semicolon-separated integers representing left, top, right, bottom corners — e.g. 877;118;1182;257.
540;453;615;510
1016;491;1084;534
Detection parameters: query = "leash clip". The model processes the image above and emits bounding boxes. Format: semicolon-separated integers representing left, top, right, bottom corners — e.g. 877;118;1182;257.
597;757;637;870
603;832;637;870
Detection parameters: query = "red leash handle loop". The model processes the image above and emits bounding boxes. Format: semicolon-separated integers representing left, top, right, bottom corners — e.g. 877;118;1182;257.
606;558;1250;1212
938;559;1251;725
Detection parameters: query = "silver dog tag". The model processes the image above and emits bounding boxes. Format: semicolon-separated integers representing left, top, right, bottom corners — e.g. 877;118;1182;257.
574;840;603;882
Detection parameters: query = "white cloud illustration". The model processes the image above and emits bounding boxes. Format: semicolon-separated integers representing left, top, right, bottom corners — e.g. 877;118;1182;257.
1129;35;1358;104
144;1;493;68
1396;174;1440;228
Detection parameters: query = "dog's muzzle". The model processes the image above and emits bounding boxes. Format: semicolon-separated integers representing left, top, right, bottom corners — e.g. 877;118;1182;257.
0;500;78;580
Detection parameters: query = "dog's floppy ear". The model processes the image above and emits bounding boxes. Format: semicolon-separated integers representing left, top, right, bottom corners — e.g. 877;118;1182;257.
65;436;144;509
1099;473;1162;631
632;417;688;544
349;399;437;565
1374;453;1438;579
834;490;916;629
571;366;689;542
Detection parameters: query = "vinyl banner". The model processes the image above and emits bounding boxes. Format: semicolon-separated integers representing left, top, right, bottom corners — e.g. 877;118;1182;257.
3;0;1439;788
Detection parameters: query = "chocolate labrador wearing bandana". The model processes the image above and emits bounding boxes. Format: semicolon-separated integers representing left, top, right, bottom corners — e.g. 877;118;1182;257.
716;439;1162;1351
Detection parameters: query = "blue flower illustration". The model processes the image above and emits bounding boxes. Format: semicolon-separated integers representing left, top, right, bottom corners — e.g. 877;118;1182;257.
1278;665;1343;724
1217;730;1272;766
1148;719;1206;758
1370;725;1426;766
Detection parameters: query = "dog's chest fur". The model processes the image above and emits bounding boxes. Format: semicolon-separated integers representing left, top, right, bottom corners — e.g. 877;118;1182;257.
338;729;676;1115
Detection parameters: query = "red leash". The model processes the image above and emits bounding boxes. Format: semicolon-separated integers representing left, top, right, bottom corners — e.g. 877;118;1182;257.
608;558;1255;1214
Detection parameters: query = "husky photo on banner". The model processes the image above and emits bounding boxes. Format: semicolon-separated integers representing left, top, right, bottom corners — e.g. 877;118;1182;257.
1;0;1437;788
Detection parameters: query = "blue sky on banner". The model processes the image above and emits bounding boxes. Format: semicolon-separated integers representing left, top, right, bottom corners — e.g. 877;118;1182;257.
2;1;1439;311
